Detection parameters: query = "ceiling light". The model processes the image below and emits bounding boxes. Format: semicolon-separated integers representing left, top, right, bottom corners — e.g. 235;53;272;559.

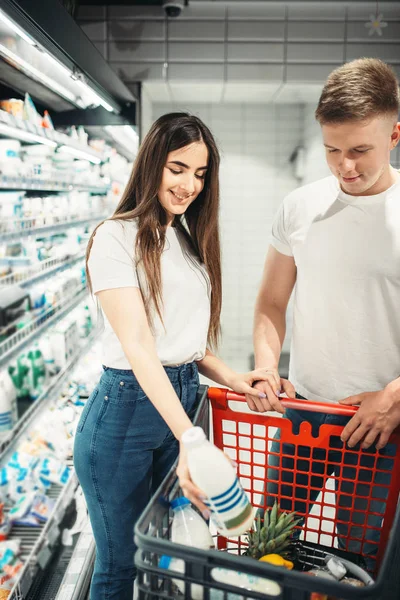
58;145;102;164
0;123;57;147
0;9;35;46
0;43;77;103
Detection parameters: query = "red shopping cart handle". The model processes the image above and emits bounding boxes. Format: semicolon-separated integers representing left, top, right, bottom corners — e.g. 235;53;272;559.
208;387;358;416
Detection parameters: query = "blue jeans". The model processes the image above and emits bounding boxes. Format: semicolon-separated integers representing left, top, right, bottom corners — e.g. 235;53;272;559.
264;396;395;571
73;362;200;600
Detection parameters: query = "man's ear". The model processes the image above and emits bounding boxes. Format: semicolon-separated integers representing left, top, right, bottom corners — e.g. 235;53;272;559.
390;122;400;149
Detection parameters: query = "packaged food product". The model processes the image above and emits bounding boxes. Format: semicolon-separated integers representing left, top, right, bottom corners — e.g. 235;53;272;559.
9;492;36;522
31;493;55;522
38;457;70;486
0;539;21;570
0;99;24;118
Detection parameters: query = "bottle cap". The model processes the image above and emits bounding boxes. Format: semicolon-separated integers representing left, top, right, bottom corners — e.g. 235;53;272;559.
171;497;190;510
159;555;172;569
180;426;206;449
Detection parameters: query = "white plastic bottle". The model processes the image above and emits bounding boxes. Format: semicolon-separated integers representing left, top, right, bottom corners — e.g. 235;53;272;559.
159;558;282;600
0;371;15;440
159;497;214;600
171;496;215;549
180;427;254;537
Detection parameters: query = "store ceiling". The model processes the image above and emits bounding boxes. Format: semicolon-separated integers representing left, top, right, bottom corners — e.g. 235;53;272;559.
78;0;400;4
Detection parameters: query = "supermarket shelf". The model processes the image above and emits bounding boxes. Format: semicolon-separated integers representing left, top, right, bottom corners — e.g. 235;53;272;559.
0;214;105;242
0;110;104;164
0;330;100;599
0;252;85;288
8;473;79;600
55;517;95;600
0;328;99;458
0;176;110;195
0;287;88;368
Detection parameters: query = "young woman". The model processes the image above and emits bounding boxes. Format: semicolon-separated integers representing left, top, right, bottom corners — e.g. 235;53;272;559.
74;112;269;600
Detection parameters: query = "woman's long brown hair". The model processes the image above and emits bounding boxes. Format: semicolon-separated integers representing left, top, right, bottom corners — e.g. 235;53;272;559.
86;112;222;349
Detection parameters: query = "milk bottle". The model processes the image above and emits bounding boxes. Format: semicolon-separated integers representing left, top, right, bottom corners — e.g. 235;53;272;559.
180;427;254;537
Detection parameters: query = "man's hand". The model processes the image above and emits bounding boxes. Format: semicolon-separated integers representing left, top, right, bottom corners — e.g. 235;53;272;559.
339;381;400;449
244;368;296;414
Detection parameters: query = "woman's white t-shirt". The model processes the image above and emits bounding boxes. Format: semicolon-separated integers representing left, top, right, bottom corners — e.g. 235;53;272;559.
88;219;211;369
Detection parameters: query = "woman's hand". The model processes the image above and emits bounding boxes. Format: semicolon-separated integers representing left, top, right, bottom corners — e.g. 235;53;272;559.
238;367;295;414
176;439;238;520
176;442;210;519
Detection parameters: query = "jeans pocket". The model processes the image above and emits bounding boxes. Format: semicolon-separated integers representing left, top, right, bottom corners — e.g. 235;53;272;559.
111;376;147;404
77;388;99;433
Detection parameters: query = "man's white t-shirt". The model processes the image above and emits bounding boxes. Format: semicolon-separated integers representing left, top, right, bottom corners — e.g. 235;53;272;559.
88;219;211;369
272;174;400;403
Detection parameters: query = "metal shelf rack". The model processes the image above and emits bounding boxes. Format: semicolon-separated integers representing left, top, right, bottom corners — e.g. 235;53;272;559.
0;214;105;242
0;252;86;288
0;176;110;195
0;330;100;600
0;110;104;164
0;286;88;367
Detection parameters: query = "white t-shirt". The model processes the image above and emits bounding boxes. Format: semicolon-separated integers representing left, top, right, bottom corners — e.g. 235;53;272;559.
272;174;400;403
88;219;211;369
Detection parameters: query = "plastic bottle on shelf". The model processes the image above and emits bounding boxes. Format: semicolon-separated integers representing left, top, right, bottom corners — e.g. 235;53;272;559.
27;346;47;399
0;371;15;439
9;353;31;400
180;427;254;537
77;305;92;339
38;335;58;377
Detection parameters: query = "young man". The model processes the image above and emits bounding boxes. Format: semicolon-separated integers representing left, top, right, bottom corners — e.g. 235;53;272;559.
250;58;400;569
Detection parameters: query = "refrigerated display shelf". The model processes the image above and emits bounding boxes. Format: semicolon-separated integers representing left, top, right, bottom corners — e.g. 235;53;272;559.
0;328;98;458
0;176;110;195
0;110;104;164
0;252;85;288
54;517;95;600
8;473;79;600
0;214;105;242
0;286;88;367
0;329;100;600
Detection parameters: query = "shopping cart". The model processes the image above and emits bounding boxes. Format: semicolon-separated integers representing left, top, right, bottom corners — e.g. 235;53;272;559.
135;386;400;600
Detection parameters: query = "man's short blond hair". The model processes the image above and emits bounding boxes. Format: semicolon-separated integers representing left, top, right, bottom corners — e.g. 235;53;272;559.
315;58;400;125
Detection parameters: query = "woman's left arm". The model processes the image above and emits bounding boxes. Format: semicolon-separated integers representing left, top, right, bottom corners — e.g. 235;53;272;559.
196;349;271;401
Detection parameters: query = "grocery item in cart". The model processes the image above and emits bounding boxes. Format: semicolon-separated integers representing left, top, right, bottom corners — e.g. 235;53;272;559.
171;496;214;549
159;556;282;599
159;496;214;599
181;427;254;536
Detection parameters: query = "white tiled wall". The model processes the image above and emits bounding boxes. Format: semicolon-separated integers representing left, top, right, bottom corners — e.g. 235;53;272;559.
140;86;153;139
152;103;302;372
302;105;331;185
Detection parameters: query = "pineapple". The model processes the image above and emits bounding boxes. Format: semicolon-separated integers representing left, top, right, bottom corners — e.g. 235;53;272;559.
244;501;301;560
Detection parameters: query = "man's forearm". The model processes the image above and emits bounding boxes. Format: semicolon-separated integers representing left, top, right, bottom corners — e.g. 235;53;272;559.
253;304;286;370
